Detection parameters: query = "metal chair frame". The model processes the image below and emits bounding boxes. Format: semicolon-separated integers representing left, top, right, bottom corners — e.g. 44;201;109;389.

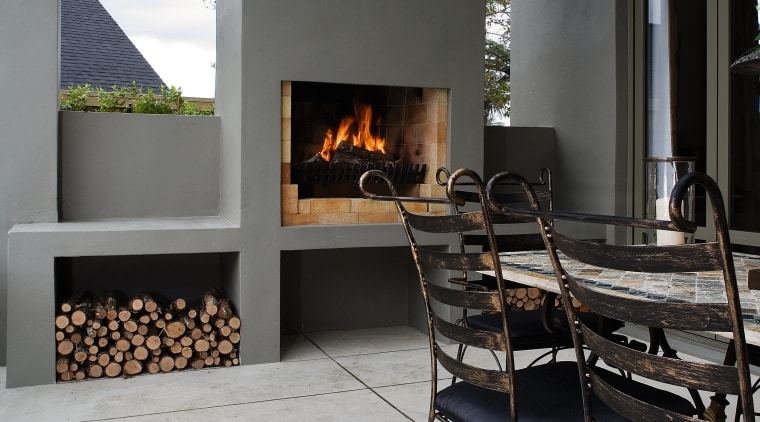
436;167;573;368
361;167;522;420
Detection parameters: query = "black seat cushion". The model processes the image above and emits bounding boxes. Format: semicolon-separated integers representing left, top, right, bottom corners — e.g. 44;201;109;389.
747;343;760;366
468;310;573;350
434;361;696;422
467;309;624;350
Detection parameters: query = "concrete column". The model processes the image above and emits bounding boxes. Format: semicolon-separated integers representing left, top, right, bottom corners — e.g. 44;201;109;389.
0;1;60;368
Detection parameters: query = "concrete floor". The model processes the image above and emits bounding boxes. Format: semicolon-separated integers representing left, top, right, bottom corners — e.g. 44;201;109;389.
0;326;749;421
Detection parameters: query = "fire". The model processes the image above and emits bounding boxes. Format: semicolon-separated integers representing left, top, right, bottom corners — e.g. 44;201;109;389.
319;102;387;161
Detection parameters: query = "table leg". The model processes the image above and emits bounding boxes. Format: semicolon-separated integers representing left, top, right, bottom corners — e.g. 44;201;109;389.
648;327;708;416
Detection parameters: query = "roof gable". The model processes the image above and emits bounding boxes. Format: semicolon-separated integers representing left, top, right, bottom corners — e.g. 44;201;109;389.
60;0;166;91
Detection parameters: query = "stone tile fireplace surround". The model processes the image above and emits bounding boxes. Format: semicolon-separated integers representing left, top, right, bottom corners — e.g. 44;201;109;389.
5;0;485;387
281;81;450;226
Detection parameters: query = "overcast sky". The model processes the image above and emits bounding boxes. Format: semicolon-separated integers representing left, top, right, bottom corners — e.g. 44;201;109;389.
99;0;216;98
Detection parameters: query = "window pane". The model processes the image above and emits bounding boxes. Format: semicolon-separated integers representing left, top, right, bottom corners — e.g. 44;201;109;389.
731;0;760;232
646;0;707;226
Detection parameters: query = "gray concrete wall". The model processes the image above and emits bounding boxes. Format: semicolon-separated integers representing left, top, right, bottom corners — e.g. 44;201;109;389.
60;112;221;220
283;247;412;333
214;0;242;224
218;0;486;366
483;126;556;181
511;0;630;239
0;2;61;366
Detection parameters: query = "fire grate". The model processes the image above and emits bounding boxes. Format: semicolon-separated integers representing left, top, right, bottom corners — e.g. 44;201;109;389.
291;144;427;185
291;161;427;185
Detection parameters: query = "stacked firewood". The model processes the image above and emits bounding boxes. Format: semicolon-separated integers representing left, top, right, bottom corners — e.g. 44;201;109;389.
505;287;544;311
505;287;583;311
54;289;240;382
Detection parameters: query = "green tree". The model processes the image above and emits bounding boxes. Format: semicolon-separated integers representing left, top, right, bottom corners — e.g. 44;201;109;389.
485;0;510;124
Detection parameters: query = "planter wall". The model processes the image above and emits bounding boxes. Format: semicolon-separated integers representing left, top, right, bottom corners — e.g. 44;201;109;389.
59;111;221;220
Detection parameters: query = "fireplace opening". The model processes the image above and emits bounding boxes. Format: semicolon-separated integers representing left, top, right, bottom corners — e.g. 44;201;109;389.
281;81;448;226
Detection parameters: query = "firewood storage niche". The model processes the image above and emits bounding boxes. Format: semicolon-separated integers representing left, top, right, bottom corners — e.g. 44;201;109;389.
281;81;449;226
53;252;241;381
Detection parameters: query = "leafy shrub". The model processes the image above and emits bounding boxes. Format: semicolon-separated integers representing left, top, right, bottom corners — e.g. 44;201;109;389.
97;84;139;112
60;82;214;116
60;83;94;111
179;101;215;116
132;87;172;114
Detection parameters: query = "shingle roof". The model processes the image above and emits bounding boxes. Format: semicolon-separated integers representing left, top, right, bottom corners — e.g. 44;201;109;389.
60;0;166;91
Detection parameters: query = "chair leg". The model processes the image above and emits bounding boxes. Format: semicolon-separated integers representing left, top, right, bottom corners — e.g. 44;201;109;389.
733;378;760;422
703;395;729;421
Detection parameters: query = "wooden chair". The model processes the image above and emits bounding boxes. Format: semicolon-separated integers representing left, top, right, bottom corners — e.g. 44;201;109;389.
436;167;626;368
359;167;678;421
487;170;754;421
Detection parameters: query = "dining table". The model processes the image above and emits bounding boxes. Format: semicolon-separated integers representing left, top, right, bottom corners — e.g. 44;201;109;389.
480;250;760;347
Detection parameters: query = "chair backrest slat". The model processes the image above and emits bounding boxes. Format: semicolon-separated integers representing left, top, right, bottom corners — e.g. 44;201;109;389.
406;211;486;234
589;372;697;422
453;187;551;208
434;315;507;351
581;326;741;395
427;282;501;310
553;232;724;273
436;347;512;393
417;248;494;272
568;277;733;331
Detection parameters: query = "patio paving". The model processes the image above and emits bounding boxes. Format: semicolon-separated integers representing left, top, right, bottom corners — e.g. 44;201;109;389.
0;326;748;421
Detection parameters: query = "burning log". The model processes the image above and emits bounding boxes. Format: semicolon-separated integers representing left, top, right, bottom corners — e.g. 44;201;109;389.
54;290;241;382
330;143;395;165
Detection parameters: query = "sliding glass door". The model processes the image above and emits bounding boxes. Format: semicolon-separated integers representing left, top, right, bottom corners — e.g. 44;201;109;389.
730;0;760;238
637;0;760;249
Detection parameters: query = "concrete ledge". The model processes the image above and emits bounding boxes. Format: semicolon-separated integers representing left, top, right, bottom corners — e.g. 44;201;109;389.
10;216;238;234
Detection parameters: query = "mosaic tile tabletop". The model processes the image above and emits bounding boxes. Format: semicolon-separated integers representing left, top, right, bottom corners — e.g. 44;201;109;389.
494;251;760;344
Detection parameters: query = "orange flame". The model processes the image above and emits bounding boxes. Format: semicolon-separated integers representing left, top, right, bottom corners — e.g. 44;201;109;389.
319;102;387;161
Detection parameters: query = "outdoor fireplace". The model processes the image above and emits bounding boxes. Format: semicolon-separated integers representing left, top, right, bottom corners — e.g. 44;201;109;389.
4;0;485;388
281;81;449;226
